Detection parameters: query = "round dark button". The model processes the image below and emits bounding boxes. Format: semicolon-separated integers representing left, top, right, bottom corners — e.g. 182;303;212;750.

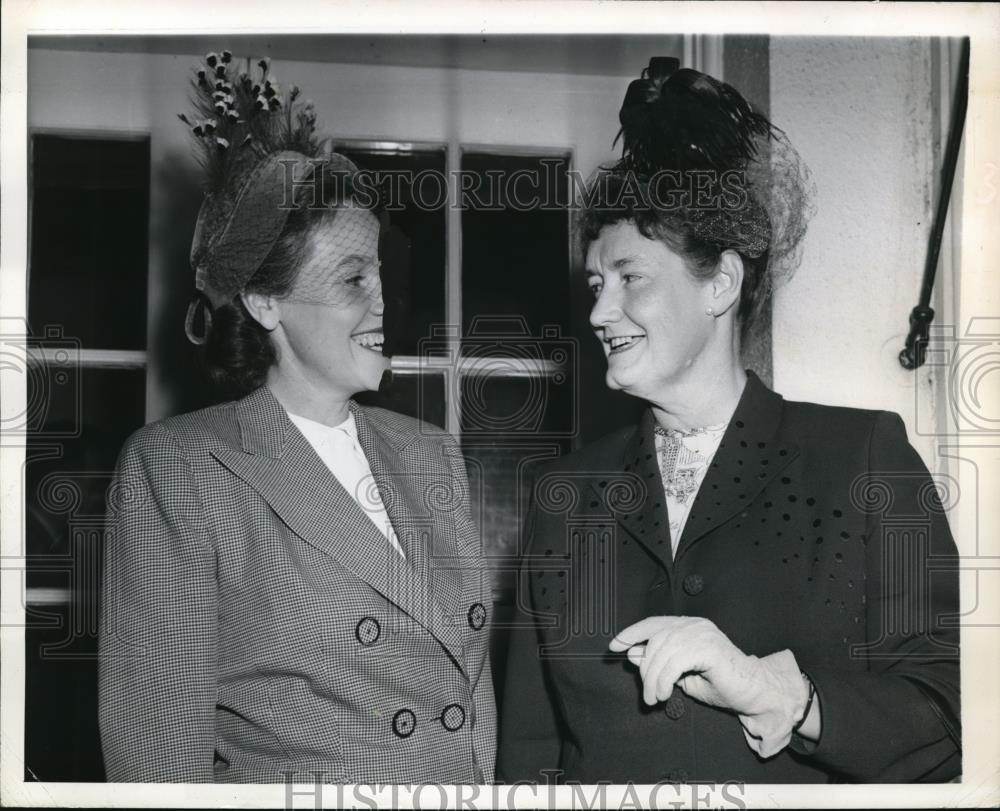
682;574;704;596
666;768;689;783
440;703;466;731
392;708;416;739
663;694;686;720
355;616;381;646
467;602;487;631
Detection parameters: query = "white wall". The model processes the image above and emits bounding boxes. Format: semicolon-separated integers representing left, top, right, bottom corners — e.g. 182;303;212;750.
27;48;628;164
770;37;941;470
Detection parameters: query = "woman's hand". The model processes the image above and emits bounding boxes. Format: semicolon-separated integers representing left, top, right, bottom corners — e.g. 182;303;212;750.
609;616;810;758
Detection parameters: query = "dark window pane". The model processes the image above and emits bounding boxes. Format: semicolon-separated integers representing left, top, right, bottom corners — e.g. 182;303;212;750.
18;329;82;438
461;153;570;340
25;604;103;781
461;443;527;562
460;373;574;572
460;440;569;578
458;153;573;568
29;134;150;350
26;367;145;587
336;146;446;356
354;371;445;430
459;370;574;440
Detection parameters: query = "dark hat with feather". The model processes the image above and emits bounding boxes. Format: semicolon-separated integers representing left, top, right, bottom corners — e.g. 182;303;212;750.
603;56;814;276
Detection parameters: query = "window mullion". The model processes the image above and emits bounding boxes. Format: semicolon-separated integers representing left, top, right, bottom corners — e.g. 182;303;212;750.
445;142;463;438
27;348;147;369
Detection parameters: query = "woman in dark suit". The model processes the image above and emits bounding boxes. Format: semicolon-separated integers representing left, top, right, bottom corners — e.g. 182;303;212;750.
98;54;495;783
497;58;960;783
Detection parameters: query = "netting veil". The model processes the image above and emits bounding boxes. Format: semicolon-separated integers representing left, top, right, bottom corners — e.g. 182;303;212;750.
179;52;395;345
588;56;816;292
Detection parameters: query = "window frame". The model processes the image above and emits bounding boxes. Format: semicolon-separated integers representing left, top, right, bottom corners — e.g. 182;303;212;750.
27;126;152;370
24;128;151;608
335;137;575;436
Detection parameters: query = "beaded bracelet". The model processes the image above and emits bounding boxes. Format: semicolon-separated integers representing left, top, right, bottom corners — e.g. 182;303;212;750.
792;672;816;734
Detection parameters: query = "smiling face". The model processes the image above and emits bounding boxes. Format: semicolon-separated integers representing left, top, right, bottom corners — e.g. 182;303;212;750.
271;206;387;401
586;221;717;401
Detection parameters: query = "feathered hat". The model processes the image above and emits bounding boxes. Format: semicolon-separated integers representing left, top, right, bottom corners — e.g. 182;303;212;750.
603;56;814;276
179;51;410;349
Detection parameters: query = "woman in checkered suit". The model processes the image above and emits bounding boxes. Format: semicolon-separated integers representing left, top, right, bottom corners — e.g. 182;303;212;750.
98;67;495;783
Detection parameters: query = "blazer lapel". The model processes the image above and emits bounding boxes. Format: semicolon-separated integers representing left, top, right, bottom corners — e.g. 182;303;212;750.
593;410;674;574
674;372;800;561
209;388;466;669
351;403;465;637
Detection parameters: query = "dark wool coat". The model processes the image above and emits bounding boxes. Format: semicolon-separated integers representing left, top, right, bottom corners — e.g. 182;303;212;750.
498;372;960;783
99;386;496;783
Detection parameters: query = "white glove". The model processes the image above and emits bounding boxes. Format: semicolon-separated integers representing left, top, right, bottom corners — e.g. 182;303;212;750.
609;616;809;758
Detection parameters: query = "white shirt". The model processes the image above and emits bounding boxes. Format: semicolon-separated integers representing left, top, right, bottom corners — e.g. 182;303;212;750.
287;411;406;559
654;421;729;556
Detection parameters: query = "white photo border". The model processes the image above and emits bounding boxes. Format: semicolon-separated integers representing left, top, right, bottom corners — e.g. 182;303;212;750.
2;1;998;808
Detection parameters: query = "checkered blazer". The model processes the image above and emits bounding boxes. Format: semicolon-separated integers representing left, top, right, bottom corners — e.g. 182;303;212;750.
99;386;496;783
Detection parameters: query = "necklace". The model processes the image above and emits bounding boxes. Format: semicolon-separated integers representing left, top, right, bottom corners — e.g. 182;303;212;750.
654;421;728;439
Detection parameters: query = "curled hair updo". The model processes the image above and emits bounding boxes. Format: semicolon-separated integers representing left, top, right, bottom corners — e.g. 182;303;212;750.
200;161;363;399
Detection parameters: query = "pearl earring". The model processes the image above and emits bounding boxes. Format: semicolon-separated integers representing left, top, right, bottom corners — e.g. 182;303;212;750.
706;307;715;316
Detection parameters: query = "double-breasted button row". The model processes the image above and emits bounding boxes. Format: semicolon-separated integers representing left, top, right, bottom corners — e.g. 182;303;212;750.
467;602;486;630
392;708;416;738
361;603;487;644
390;703;468;738
441;703;466;731
355;616;381;646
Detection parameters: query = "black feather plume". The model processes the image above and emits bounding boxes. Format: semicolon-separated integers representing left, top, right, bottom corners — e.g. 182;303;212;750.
616;57;776;175
182;53;323;193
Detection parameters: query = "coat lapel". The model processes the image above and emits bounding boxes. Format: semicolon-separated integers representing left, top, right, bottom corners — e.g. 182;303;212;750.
674;372;800;561
209;388;465;669
589;373;801;571
351;403;465;637
592;410;674;573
